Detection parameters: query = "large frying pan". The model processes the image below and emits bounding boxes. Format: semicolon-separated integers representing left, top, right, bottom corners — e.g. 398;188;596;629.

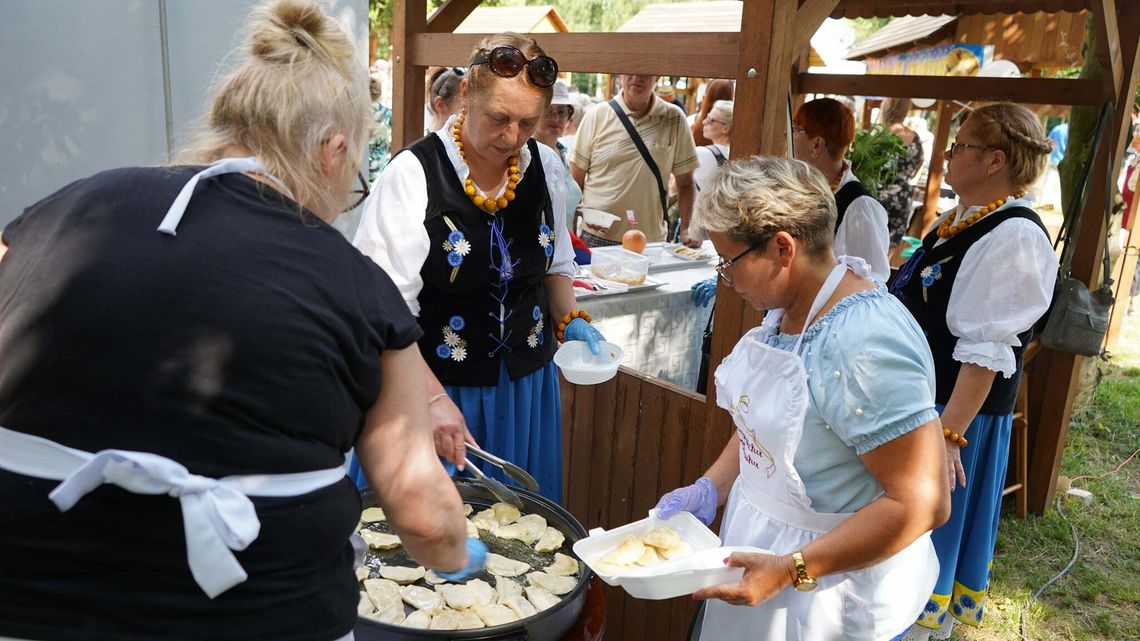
354;480;591;641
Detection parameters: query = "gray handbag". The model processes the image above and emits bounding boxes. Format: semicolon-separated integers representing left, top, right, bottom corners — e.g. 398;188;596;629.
1040;101;1115;356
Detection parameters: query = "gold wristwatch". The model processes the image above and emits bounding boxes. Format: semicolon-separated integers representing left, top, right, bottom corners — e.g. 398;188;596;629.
791;550;817;592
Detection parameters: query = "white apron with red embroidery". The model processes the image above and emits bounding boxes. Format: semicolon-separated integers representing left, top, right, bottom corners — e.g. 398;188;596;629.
698;259;938;641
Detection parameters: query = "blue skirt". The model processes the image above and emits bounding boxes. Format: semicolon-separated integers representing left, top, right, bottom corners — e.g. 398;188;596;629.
915;407;1012;630
348;360;563;504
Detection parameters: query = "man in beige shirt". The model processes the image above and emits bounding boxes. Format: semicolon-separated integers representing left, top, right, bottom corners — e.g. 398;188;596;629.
570;74;701;247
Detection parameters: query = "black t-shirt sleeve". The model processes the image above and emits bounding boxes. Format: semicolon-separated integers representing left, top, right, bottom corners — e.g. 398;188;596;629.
362;261;423;351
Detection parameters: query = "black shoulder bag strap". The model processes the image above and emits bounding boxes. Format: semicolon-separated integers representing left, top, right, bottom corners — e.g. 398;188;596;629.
707;144;727;167
608;99;669;224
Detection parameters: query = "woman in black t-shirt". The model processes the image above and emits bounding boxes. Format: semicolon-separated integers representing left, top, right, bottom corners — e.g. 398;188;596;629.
0;2;475;640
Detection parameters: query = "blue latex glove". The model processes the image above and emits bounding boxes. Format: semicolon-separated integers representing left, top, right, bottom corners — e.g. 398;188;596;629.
654;476;719;525
563;317;605;355
691;277;717;308
434;537;487;582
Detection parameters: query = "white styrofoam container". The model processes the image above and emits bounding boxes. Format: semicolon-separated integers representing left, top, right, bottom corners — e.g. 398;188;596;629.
572;510;770;600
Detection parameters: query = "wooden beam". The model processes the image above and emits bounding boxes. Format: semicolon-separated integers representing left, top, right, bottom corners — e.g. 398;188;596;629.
795;0;842;54
796;73;1108;106
409;32;740;78
391;0;426;150
1092;0;1124;98
425;0;481;34
830;0;1090;18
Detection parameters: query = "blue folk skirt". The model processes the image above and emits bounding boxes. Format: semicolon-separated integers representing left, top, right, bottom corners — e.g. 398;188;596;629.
348;360;563;504
915;407;1012;630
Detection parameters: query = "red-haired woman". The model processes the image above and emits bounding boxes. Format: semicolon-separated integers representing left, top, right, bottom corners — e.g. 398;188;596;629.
792;98;890;282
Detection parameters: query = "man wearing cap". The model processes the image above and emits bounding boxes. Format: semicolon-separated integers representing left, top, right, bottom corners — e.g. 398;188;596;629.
570;74;700;248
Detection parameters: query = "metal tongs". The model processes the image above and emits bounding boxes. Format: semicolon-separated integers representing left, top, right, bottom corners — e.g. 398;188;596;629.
463;443;540;509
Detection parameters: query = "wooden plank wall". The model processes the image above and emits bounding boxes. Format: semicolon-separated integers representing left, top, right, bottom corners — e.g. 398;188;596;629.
561;369;731;641
954;11;1087;69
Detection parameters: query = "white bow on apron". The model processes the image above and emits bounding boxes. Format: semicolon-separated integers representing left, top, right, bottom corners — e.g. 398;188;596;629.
0;159;343;599
699;260;938;641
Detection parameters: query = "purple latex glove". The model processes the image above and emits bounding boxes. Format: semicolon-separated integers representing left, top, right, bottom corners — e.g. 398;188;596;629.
564;317;605;355
654;476;719;525
434;537;487;582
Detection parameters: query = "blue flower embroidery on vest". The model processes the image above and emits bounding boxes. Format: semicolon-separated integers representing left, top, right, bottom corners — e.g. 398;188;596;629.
544;244;554;257
449;315;466;331
538;223;553;250
527;310;545;348
447;251;463;267
448;230;465;246
441;324;468;361
920;263;942;287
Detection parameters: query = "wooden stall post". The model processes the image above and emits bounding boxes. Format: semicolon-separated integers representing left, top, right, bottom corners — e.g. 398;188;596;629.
1105;0;1140;350
1028;0;1139;514
914;100;954;237
390;0;427;150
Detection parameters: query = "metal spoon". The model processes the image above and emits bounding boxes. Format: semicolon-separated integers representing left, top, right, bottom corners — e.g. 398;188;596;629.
466;443;540;492
464;457;523;508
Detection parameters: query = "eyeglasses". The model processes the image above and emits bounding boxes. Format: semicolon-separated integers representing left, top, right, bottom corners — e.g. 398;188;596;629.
343;171;369;213
545;106;572;119
714;239;767;286
945;141;992;159
470;46;559;88
705;118;725;126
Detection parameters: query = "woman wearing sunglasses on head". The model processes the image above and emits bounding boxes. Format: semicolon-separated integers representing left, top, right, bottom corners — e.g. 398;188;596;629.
354;33;603;504
893;103;1056;641
655;156;949;641
0;2;474;640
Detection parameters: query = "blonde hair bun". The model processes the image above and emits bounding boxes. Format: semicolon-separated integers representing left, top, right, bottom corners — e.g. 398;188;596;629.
248;0;353;67
176;0;368;217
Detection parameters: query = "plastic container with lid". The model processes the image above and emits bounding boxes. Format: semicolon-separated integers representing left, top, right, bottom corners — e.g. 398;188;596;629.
588;247;649;286
572;509;770;600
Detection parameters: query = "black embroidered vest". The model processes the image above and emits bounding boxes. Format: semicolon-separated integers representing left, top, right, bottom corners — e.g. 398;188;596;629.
834;180;873;232
891;206;1047;414
407;136;557;386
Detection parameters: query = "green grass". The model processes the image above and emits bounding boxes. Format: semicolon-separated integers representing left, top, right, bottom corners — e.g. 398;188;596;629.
955;318;1140;640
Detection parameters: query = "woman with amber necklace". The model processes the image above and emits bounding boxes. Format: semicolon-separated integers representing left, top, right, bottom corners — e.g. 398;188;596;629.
354;33;603;502
892;103;1056;640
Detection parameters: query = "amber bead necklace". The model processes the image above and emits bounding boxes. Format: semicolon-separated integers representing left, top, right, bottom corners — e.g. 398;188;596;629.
451;115;519;213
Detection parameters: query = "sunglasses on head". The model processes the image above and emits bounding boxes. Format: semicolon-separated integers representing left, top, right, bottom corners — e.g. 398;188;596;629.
470;46;558;88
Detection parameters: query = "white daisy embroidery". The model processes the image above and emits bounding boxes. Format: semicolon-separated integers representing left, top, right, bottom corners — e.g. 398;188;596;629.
453;239;472;256
527;334;539;348
443;328;461;347
450;345;467;361
538;231;551;248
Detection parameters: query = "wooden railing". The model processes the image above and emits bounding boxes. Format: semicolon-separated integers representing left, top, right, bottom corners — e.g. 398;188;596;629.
560;367;730;641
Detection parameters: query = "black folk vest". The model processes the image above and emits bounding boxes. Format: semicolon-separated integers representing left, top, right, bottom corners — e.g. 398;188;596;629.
834;179;873;232
891;206;1048;414
407;135;556;386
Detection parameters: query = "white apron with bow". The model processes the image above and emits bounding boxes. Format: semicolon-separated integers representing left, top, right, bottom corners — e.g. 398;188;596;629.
698;260;938;641
0;158;346;600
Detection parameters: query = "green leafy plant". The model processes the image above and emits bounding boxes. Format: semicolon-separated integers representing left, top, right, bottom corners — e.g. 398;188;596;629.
846;124;905;197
